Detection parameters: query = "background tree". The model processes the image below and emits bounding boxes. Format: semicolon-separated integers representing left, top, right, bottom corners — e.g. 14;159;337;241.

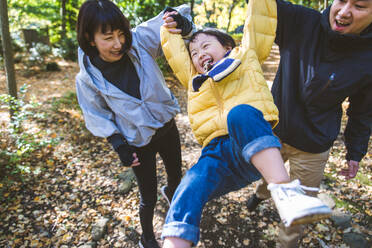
324;0;329;8
290;0;331;9
194;0;247;31
1;0;332;63
61;0;67;41
0;0;17;101
226;0;241;32
116;0;194;26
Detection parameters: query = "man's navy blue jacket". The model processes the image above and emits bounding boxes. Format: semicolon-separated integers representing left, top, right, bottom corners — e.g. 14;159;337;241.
272;0;372;161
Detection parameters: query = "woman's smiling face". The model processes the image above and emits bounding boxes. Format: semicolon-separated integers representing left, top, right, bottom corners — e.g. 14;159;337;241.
329;0;372;35
90;27;125;62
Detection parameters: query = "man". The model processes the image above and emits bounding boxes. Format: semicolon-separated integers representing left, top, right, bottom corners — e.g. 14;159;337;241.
247;0;372;247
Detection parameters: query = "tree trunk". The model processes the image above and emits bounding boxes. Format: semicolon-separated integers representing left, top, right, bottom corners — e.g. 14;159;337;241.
68;0;78;32
0;0;17;101
190;0;195;22
324;0;329;8
61;0;67;41
226;0;239;32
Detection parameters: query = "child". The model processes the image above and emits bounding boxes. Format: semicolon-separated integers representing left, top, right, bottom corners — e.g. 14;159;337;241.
160;1;331;247
75;1;192;247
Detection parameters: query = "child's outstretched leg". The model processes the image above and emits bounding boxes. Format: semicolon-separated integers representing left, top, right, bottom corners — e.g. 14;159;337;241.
251;147;288;183
163;237;191;248
162;135;248;247
227;104;331;227
227;104;288;183
161;155;227;247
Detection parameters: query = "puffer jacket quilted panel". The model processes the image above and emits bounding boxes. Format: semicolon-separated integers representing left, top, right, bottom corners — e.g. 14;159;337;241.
161;0;279;147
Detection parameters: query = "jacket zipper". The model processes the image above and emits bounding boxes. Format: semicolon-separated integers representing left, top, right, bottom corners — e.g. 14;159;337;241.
319;73;336;95
209;81;224;123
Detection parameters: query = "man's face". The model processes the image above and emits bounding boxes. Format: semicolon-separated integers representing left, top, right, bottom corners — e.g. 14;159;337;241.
189;33;231;74
329;0;372;35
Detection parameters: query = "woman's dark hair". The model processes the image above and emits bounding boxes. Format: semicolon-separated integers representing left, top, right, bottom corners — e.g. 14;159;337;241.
77;0;132;57
188;28;236;50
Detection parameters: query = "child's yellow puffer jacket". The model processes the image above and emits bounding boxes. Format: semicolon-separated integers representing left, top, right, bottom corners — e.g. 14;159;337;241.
161;0;278;147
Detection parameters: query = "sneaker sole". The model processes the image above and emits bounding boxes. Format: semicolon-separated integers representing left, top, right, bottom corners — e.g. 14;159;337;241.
283;205;332;227
161;186;171;206
139;241;144;248
139;238;160;248
290;212;331;226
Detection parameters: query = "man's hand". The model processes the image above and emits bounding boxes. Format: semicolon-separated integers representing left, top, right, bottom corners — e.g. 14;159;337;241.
162;11;182;34
339;160;359;180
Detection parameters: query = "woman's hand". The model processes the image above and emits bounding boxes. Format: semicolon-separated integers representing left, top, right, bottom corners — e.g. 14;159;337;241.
117;145;140;167
162;11;182;34
130;153;141;167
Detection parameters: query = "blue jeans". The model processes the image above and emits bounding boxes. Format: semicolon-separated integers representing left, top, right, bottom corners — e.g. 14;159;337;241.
161;104;281;245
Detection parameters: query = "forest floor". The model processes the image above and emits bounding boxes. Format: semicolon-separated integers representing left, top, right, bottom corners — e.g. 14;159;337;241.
0;47;371;248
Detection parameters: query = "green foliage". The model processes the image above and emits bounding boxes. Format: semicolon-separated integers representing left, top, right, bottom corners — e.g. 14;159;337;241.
0;85;59;177
289;0;333;10
50;91;80;111
3;0;332;68
156;56;172;76
59;36;78;61
355;172;371;186
8;0;82;43
231;33;243;42
27;43;52;66
116;0;192;26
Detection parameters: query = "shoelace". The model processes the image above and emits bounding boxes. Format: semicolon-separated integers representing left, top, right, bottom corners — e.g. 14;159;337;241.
269;180;320;200
270;180;319;191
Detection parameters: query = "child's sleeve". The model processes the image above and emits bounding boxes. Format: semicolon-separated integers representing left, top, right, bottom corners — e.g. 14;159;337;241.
160;26;194;89
241;0;277;64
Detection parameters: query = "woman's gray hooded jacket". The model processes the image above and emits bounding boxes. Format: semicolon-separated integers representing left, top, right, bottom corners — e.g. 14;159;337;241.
76;5;191;147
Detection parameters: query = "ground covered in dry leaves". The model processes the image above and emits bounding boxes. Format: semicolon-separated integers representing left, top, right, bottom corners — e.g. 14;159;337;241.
0;52;371;248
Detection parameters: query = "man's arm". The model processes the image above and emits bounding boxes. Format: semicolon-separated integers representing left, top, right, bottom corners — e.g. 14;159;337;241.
340;84;372;179
275;0;320;48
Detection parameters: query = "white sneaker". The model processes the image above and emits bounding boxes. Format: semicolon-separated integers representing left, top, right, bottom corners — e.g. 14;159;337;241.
160;186;172;206
268;179;331;227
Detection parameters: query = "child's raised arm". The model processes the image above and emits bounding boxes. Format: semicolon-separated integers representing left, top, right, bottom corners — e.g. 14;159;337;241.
241;0;277;64
161;25;195;89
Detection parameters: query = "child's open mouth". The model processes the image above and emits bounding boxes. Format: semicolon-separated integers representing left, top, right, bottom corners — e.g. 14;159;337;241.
203;59;214;73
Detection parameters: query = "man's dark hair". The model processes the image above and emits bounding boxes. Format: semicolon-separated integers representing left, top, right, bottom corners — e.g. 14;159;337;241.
77;0;132;57
188;28;236;50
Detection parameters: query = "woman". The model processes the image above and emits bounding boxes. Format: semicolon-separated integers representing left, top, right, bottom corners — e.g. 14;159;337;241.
75;1;193;247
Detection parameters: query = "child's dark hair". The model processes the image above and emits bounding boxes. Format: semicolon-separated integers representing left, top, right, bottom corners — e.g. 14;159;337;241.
188;28;236;50
77;0;132;57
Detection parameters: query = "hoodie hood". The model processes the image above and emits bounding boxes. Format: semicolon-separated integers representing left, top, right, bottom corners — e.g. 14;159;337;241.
321;6;372;51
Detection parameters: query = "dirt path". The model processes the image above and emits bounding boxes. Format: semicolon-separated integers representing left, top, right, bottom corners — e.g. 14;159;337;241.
0;52;371;248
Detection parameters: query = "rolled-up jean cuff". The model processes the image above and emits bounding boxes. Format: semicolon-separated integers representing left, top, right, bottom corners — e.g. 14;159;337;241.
242;135;281;163
161;221;200;246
